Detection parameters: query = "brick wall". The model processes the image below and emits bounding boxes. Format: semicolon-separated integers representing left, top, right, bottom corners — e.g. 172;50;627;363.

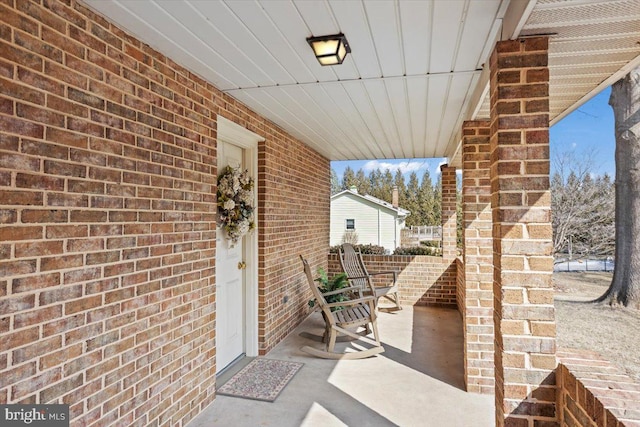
558;350;640;427
0;1;329;426
456;257;464;315
489;36;556;425
258;138;330;351
440;165;458;261
328;254;457;307
461;119;494;394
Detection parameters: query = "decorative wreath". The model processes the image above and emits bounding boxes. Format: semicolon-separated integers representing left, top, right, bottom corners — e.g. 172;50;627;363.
217;165;255;247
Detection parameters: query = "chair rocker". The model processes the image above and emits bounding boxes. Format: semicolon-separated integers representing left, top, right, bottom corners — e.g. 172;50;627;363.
299;256;384;360
339;243;402;311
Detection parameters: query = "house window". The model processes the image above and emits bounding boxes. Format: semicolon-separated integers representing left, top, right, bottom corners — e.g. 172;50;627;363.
345;219;355;230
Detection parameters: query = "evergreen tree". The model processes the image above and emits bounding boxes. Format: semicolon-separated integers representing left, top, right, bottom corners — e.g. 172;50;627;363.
355;169;372;195
432;175;442;226
380;169;394;202
418;170;436;226
342;166;357;191
330;168;341;195
393;169;407;207
405;172;421;226
368;169;383;199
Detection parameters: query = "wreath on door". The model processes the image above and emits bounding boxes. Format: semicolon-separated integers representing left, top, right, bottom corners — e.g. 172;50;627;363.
217;165;255;247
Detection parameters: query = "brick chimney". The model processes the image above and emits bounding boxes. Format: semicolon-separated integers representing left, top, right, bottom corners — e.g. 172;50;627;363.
392;186;399;208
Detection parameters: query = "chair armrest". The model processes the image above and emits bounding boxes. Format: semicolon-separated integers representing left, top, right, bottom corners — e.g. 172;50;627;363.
367;271;397;282
326;296;376;308
345;274;370;280
321;286;359;297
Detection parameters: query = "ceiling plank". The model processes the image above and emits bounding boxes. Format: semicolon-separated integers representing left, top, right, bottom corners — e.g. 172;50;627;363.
438;73;476;156
159;1;281;88
362;79;404;157
341;81;391;159
406;77;429;159
425;74;449;157
295;0;360;81
259;0;338;83
87;0;243;89
399;0;433;76
363;0;404;77
383;79;414;158
429;0;466;73
230;88;348;159
454;0;502;72
329;0;381;79
298;85;371;154
320;83;380;159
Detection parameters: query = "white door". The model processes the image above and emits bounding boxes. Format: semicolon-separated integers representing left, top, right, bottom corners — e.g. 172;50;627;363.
216;141;246;373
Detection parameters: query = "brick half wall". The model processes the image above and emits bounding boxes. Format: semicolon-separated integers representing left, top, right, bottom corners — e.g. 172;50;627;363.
558;350;640;427
328;254;457;307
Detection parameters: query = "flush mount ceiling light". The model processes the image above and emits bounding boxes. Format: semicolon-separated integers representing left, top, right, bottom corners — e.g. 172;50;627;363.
306;33;351;66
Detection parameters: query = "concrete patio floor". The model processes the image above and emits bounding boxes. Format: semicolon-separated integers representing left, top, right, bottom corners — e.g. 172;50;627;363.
188;305;495;427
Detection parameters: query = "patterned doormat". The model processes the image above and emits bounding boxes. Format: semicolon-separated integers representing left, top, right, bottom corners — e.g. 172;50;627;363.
217;358;304;402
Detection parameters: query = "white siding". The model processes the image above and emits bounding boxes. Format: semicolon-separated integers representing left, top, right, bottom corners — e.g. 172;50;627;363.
330;193;401;252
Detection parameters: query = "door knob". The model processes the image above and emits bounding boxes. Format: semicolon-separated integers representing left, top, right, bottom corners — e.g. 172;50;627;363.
237;261;246;270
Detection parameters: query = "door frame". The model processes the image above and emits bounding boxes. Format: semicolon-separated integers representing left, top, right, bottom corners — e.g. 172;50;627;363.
217;116;263;359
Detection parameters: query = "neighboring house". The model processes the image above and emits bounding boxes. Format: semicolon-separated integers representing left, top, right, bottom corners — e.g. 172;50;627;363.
330;187;410;252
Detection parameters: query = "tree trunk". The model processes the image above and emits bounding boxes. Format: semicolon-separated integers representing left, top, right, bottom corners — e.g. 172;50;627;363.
597;65;640;309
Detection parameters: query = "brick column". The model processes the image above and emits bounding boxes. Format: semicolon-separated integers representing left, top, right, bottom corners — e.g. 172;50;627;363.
461;120;494;394
440;164;457;261
489;37;556;425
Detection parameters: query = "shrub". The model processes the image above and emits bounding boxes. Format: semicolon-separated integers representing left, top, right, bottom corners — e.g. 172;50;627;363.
341;231;359;244
420;240;440;248
355;244;386;254
329;243;386;255
393;246;441;256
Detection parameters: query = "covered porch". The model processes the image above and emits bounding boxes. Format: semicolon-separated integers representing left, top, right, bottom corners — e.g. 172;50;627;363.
190;305;494;427
1;1;640;426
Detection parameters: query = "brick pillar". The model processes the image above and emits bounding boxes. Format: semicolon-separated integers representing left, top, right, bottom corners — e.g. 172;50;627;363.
489;37;556;425
461;120;494;394
440;164;457;261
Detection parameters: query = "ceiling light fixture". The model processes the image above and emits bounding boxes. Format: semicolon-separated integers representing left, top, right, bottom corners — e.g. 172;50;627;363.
306;33;351;66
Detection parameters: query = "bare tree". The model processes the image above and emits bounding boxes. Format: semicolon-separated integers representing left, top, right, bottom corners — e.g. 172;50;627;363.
551;150;614;256
597;65;640;308
341;231;358;245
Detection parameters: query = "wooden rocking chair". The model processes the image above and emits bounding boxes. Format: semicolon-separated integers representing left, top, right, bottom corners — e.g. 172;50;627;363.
339;243;402;311
300;256;384;360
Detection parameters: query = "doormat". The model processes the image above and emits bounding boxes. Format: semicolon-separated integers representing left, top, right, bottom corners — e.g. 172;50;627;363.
217;358;304;402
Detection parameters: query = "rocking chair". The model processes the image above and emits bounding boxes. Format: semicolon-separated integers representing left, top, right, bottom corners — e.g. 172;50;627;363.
339;243;402;310
299;256;384;359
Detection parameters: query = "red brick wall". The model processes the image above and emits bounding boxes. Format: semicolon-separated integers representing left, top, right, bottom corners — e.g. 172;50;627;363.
328;254;457;307
558;350;640;427
0;1;329;425
489;36;556;425
440;165;458;261
461;119;494;394
456;257;464;315
258;138;330;351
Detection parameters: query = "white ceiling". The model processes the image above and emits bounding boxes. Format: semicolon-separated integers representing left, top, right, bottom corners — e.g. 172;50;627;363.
84;0;640;164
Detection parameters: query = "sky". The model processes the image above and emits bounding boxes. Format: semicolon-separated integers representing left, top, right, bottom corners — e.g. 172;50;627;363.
331;87;616;183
